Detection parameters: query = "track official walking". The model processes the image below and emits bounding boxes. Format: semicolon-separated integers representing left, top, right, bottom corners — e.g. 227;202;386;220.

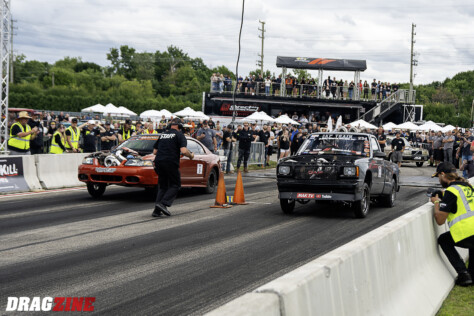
152;119;194;217
431;162;474;286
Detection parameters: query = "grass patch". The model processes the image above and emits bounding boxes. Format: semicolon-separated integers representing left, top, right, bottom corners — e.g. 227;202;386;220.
436;284;474;316
246;160;278;171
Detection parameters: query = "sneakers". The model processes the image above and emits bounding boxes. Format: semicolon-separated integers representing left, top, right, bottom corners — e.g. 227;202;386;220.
152;203;171;217
455;271;473;287
244;168;249;173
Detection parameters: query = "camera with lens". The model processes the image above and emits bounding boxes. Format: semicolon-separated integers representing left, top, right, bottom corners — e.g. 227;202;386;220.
426;187;443;198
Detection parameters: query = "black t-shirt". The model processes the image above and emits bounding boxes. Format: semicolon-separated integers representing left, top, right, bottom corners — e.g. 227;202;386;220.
258;130;270;146
461;136;474;156
153;129;187;166
100;129;116;150
208;121;215;129
279;136;290;150
439;182;474;214
235;129;253;150
222;130;232;150
82;128;100;152
371;82;377;89
392;138;405;151
54;134;66;151
377;134;387;150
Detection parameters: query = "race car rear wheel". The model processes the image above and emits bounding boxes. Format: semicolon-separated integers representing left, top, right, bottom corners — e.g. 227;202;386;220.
87;183;106;198
280;199;295;214
381;179;396;208
204;169;218;194
416;162;424;167
353;183;370;218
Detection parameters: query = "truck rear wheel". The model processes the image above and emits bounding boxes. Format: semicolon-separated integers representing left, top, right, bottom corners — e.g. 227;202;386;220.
280;199;295;214
353;183;370;218
380;179;396;208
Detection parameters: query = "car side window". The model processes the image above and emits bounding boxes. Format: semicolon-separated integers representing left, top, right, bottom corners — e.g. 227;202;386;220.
370;137;381;152
187;139;205;155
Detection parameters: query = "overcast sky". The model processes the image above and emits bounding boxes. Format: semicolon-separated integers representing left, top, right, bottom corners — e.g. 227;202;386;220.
14;0;474;84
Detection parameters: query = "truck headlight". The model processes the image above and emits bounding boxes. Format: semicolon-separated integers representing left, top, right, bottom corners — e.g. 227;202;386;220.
278;165;291;175
82;157;94;165
343;166;359;177
124;159;153;167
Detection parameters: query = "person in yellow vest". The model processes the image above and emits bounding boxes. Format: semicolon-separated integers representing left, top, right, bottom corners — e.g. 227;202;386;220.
65;118;87;153
118;119;136;144
7;111;39;155
143;122;156;134
49;124;68;154
431;162;474;286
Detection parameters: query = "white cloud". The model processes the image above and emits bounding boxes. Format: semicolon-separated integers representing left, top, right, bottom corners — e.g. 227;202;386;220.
13;0;474;84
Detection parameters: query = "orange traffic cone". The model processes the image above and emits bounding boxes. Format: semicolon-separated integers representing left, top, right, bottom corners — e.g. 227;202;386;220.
233;170;248;205
210;172;232;208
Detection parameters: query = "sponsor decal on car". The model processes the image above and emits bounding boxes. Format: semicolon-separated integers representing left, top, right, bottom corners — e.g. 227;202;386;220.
297;193;315;199
95;167;116;173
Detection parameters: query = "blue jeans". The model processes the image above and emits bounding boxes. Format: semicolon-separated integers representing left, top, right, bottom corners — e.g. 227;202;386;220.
265;86;270;96
348;90;353;99
462;154;473;178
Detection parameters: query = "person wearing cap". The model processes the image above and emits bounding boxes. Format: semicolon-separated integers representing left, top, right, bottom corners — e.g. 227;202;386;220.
65;118;87;153
100;122;117;151
152;118;194;217
7;111;39;155
222;125;236;174
431;162;474;286
196;120;217;153
81;120;105;153
49;124;67;154
118;119;136;144
28;112;46;154
391;131;405;168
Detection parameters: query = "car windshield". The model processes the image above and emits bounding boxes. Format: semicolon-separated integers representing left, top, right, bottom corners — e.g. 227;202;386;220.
116;135;159;155
297;134;370;156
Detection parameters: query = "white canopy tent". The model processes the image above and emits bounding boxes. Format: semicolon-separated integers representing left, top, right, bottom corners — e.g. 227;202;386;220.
442;125;456;132
174;107;197;117
81;103;105;113
243;111;275;123
417;121;443;132
396;121;420;131
160;109;173;119
140;110;163;120
348;119;377;130
382;122;398;130
193;111;210;120
103;103;125;116
118;106;137;116
274;115;300;125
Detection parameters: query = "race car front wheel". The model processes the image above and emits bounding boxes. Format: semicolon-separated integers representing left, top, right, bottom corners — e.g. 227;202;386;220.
87;183;106;198
353;183;370;218
280;199;295;214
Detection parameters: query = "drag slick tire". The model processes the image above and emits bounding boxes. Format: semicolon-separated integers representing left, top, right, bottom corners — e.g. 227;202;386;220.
204;169;218;194
380;179;396;208
87;183;106;198
353;183;370;218
280;198;295;214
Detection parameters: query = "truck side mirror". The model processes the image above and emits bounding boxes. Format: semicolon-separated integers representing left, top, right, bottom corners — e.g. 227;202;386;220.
374;151;386;159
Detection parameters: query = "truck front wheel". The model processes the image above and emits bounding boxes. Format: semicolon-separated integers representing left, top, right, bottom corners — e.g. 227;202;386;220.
353;183;370;218
280;199;295;214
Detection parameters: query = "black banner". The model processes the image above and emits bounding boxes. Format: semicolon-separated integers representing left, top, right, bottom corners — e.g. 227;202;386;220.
0;157;30;193
276;56;367;71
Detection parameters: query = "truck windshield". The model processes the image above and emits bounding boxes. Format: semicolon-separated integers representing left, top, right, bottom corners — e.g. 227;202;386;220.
297;134;370;156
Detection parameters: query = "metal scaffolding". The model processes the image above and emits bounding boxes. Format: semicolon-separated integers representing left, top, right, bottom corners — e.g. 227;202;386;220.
0;0;10;154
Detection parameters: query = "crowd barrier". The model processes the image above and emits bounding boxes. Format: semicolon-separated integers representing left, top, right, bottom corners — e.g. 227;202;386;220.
206;202;469;316
35;153;88;190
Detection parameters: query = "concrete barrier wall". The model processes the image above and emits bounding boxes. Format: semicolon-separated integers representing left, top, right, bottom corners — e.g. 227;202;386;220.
35;153;88;190
207;202;469;316
22;155;42;191
205;293;280;316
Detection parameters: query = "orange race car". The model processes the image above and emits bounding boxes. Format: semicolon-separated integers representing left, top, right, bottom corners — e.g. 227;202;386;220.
78;134;221;198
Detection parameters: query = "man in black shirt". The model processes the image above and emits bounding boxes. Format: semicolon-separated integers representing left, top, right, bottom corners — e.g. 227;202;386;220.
81;120;105;153
258;125;271;167
100;122;117;151
222;125;235;174
391;132;405;167
235;122;253;173
376;127;386;151
28;112;45;154
152;119;194;217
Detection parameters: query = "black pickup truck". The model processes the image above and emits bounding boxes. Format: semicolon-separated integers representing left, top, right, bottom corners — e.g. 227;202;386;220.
277;132;400;218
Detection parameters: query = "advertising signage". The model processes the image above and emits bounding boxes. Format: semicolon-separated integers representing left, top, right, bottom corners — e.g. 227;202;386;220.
0;157;30;193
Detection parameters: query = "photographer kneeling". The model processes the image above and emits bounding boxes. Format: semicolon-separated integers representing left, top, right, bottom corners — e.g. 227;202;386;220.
431;162;474;286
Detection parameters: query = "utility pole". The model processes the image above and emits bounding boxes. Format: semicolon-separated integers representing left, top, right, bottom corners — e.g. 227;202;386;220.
409;23;417;103
257;20;265;76
10;18;16;83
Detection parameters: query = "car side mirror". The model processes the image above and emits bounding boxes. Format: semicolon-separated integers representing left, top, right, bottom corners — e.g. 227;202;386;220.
374;151;386;159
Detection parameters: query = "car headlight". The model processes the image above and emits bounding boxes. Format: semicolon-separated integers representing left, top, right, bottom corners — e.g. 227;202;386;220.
82;157;94;165
124;159;153;167
343;166;359;177
278;165;291;175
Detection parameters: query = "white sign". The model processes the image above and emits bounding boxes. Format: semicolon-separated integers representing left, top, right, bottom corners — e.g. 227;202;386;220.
197;164;203;175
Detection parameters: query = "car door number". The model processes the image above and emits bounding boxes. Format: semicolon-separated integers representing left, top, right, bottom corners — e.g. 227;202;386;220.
378;165;382;178
197;164;203;175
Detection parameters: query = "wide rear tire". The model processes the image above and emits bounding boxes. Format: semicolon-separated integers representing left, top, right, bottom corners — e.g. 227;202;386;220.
87;183;106;198
353;183;370;218
381;179;396;208
280;199;295;214
204;169;218;194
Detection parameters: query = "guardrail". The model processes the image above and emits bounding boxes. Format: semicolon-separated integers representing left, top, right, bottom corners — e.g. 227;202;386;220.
362;89;416;123
206;200;469;316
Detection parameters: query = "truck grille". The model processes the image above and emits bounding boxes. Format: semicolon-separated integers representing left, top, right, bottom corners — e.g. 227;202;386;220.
293;165;338;180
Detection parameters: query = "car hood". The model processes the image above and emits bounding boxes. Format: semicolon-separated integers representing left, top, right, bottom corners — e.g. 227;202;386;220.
279;154;363;165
